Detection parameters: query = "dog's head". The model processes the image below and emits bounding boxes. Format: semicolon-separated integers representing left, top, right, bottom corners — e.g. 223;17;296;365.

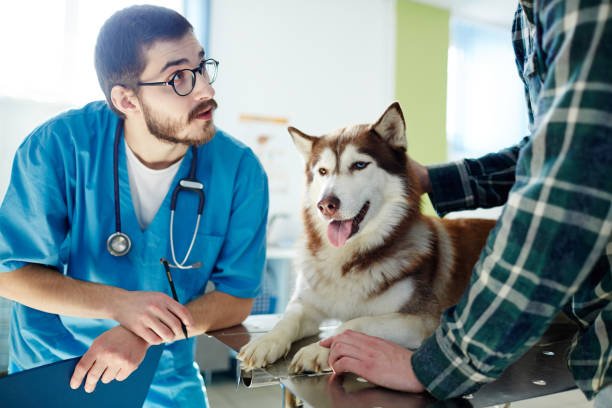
289;102;420;250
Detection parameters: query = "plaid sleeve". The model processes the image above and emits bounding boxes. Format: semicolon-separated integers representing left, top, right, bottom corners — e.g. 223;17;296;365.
412;0;612;400
427;137;529;216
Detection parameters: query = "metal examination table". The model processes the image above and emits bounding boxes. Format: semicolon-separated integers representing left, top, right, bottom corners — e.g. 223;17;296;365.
208;314;580;407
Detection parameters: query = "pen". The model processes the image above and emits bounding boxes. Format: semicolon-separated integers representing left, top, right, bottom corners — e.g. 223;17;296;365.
161;258;189;339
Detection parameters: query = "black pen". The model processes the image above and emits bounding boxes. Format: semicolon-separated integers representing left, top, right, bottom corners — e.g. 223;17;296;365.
161;258;189;339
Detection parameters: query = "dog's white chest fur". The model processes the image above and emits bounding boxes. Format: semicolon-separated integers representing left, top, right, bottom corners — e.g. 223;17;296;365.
296;251;416;320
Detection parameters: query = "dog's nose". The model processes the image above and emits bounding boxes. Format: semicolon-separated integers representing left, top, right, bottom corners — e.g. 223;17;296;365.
318;195;340;217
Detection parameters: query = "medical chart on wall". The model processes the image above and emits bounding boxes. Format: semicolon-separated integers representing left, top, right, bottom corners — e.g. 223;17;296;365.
235;113;303;248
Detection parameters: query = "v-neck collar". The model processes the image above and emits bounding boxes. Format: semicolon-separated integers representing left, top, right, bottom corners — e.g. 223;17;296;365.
117;130;196;250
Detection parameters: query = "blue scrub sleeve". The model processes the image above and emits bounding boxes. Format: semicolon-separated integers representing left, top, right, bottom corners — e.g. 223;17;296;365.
210;152;268;298
0;127;70;273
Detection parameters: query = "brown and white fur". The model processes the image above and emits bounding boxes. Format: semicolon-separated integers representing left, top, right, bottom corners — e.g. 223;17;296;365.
238;102;496;373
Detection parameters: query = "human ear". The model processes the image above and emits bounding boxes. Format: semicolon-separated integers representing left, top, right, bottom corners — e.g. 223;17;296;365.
110;85;139;117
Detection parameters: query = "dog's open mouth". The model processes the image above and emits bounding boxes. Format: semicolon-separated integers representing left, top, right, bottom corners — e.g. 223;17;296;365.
327;201;370;247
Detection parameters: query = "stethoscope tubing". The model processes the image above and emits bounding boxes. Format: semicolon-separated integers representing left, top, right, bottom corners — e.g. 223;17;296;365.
107;120;204;269
107;120;131;257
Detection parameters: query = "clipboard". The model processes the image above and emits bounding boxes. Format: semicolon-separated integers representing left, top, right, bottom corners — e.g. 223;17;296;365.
0;345;163;408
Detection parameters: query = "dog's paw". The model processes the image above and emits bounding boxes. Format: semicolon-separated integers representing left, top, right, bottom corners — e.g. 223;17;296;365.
288;342;331;373
237;334;291;371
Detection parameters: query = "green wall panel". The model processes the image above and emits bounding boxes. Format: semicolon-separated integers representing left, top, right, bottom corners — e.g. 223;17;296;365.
395;0;449;214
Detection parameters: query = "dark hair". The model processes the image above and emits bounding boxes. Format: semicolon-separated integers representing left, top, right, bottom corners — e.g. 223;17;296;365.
94;5;193;116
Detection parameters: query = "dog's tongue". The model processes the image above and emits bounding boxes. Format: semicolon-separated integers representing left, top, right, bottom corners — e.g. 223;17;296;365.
328;220;353;247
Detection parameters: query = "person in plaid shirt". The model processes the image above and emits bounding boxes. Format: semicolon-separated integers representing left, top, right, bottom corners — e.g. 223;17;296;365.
320;0;611;404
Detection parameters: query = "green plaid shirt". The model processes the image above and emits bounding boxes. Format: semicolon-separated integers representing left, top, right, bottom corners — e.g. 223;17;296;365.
412;0;611;400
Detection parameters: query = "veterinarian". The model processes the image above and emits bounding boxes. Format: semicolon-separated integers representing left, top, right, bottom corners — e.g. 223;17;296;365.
321;1;611;405
0;5;268;407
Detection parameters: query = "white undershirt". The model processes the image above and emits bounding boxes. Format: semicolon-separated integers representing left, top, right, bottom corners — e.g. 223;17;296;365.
125;140;183;229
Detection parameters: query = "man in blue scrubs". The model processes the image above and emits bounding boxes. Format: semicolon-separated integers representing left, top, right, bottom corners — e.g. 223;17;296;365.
0;5;268;407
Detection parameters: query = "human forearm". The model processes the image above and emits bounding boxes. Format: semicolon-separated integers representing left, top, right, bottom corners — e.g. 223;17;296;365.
0;263;122;319
413;136;611;399
186;290;253;335
0;263;193;344
426;137;528;216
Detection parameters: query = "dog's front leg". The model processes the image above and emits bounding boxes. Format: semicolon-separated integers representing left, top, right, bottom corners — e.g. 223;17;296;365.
238;300;325;370
335;312;439;349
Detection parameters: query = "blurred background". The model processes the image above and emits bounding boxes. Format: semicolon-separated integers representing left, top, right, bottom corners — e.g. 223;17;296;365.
0;1;549;406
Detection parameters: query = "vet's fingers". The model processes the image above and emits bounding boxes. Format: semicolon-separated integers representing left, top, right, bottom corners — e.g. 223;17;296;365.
100;366;120;384
167;302;194;329
147;316;175;343
115;363;137;381
161;310;190;340
70;352;96;389
84;360;106;393
138;318;167;344
139;328;164;345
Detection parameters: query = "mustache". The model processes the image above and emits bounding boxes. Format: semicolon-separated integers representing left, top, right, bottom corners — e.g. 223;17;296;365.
188;99;218;122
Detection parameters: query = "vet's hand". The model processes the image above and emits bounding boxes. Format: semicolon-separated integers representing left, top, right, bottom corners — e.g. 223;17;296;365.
70;325;149;393
320;329;426;393
111;290;193;344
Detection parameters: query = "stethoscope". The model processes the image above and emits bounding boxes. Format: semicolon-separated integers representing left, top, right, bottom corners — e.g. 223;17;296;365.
106;120;205;269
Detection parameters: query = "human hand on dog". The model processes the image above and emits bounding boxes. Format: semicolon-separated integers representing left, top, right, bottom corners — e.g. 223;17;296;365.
320;329;426;393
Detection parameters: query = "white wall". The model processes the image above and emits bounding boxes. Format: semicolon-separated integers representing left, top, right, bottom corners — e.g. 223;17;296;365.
0;98;72;200
0;0;397;247
209;0;396;245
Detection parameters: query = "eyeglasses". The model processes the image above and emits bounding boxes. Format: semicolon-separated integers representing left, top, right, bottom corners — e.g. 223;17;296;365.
138;58;219;96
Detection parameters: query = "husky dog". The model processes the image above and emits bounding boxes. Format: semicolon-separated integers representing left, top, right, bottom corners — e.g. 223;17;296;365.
238;102;496;373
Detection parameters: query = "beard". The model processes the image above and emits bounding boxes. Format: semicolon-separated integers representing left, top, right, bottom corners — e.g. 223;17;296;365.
139;98;218;146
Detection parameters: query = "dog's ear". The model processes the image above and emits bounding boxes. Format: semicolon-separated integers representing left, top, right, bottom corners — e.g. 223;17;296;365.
288;126;318;159
372;102;406;149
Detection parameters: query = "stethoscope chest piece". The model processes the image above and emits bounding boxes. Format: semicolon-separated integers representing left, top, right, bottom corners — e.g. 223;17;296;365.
107;231;132;257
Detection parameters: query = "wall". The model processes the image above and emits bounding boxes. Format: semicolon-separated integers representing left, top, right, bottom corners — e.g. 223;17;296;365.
209;0;397;243
0;98;71;200
396;1;450;213
396;1;449;165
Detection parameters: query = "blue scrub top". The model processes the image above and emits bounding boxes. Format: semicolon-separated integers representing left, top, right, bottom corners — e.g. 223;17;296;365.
0;101;269;407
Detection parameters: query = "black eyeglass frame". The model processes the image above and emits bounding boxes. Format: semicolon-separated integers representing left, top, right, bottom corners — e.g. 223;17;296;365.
138;58;219;96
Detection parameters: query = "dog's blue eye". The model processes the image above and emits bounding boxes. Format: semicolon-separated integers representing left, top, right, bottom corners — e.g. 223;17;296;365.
352;161;369;171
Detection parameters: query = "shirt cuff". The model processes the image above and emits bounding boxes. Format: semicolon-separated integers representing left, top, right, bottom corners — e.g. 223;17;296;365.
427;161;475;217
411;328;494;399
0;260;28;273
